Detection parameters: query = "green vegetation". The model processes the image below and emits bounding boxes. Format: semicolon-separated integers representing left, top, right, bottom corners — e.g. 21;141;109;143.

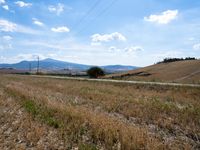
87;67;105;78
23;100;60;128
6;88;60;129
78;144;97;150
157;57;196;64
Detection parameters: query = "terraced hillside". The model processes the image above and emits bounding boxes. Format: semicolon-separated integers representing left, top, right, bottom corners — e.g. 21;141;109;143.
0;74;200;149
106;60;200;84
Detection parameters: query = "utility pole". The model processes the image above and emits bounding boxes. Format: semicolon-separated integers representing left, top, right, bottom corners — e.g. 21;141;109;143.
37;56;39;74
29;63;32;73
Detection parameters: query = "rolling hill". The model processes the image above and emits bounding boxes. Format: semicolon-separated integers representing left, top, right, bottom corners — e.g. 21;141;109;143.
0;58;90;71
0;58;138;73
106;60;200;84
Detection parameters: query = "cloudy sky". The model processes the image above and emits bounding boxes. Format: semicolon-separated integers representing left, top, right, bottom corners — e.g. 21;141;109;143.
0;0;200;66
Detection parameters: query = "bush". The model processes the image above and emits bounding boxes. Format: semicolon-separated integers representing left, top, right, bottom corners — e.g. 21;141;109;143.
87;67;105;78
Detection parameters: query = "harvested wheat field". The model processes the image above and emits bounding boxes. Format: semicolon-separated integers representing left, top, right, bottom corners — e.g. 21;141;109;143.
0;74;200;149
106;60;200;84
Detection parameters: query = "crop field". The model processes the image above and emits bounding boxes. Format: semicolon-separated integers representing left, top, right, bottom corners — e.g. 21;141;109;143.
106;60;200;84
0;74;200;149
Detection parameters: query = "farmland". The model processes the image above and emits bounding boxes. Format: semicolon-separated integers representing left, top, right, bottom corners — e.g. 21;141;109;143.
0;74;200;149
106;60;200;84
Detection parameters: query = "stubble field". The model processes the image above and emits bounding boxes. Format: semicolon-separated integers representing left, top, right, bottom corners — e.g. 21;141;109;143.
0;74;200;149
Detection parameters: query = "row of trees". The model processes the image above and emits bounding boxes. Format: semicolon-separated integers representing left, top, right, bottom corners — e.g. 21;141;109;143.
157;57;196;64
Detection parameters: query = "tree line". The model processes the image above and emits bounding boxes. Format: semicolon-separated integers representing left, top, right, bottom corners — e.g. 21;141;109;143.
157;57;196;64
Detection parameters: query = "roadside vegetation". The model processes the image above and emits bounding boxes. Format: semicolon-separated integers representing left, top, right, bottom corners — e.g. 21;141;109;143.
0;74;200;149
87;67;105;78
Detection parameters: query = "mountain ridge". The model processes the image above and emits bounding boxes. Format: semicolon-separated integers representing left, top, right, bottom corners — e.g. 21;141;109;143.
0;58;138;73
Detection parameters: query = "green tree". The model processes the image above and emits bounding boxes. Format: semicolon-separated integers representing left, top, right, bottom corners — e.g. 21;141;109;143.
87;67;105;78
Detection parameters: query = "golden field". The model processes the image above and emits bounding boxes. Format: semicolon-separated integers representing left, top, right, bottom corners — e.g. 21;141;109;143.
106;60;200;84
0;74;200;149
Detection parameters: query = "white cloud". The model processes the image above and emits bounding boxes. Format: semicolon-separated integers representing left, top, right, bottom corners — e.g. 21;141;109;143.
32;18;44;27
108;46;121;52
2;35;12;40
188;37;195;41
0;43;12;50
16;25;39;34
0;19;39;34
15;1;32;8
124;46;144;52
2;5;9;10
0;35;13;50
91;42;101;46
51;26;70;33
0;0;5;4
48;3;64;15
144;10;178;24
91;32;126;43
193;43;200;50
0;37;12;50
108;46;143;53
0;19;17;32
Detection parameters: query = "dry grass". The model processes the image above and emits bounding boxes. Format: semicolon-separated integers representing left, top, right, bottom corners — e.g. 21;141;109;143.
105;60;200;84
0;85;67;149
1;74;200;149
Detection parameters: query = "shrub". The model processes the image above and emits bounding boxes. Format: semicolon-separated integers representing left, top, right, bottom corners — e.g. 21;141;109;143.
87;67;105;78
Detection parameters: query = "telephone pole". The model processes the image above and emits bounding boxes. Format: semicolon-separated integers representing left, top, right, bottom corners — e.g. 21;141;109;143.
37;56;39;74
29;63;32;73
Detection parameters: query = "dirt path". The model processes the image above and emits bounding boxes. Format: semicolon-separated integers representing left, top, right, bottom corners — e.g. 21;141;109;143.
30;75;200;88
174;70;200;82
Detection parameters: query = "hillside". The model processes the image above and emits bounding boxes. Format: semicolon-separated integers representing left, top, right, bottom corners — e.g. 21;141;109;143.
106;60;200;84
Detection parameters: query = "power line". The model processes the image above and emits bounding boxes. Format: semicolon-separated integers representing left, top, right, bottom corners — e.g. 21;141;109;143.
75;0;118;35
71;0;102;31
95;0;117;20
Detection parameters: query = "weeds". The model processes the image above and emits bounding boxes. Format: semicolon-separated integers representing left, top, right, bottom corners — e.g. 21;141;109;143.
1;74;199;149
78;143;97;150
5;82;164;149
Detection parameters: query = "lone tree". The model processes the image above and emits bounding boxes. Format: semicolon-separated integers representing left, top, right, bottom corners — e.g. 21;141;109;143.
87;67;105;78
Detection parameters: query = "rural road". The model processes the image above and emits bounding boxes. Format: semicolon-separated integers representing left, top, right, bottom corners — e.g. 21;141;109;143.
30;75;200;88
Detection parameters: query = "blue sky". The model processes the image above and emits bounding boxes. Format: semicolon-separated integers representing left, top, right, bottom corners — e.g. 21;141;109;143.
0;0;200;66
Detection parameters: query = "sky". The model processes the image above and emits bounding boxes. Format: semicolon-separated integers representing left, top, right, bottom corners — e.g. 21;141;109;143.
0;0;200;67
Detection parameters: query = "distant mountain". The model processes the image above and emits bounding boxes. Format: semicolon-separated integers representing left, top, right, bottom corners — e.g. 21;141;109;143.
0;58;138;73
0;58;90;71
